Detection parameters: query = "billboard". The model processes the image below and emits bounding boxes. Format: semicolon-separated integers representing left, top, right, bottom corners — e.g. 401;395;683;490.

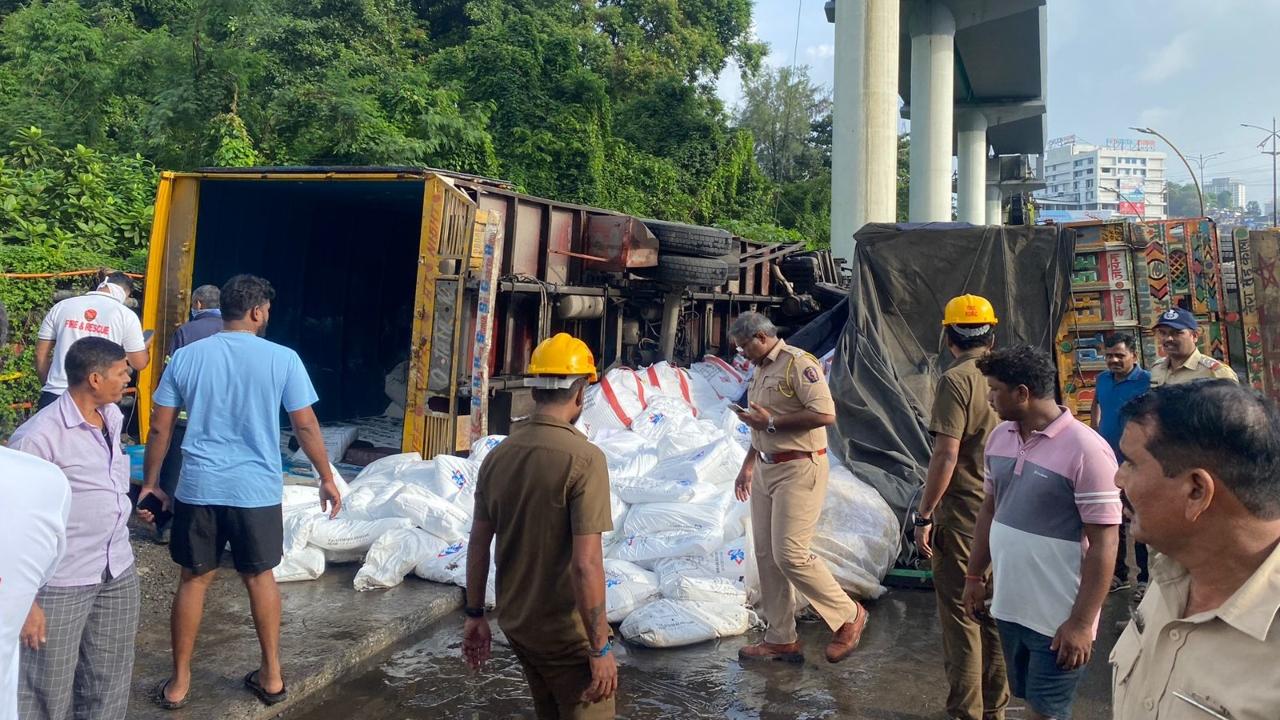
1117;199;1146;216
1104;138;1158;152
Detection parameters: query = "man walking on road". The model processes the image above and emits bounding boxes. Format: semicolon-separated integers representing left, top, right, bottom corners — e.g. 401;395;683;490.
154;284;223;544
1088;333;1151;598
463;333;617;719
34;272;151;409
1149;307;1237;387
729;311;867;664
914;295;1009;720
965;346;1121;720
138;274;340;709
1110;381;1280;719
9;338;140;720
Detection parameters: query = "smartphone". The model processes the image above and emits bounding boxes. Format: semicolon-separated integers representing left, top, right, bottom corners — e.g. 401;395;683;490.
728;402;747;414
137;493;172;528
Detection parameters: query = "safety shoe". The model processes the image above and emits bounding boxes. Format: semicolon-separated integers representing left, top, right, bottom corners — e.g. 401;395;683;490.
825;603;869;663
738;641;804;663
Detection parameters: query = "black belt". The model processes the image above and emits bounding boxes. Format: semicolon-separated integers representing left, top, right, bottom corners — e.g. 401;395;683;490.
757;448;827;464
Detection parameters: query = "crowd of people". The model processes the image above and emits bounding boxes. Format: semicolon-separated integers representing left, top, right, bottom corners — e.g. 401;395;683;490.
1;278;1278;720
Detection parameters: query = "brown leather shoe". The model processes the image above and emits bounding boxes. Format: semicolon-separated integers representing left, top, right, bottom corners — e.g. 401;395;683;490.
824;603;869;663
737;641;804;663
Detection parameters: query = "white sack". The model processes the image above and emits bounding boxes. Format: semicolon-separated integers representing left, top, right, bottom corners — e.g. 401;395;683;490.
354;528;449;591
351;452;422;484
603;559;660;623
593;430;659;480
659;573;747;605
629;396;696;444
651;536;753;586
321;547;366;564
639;362;699;415
414;540;470;584
292;425;358;465
340;479;406;521
274;546;325;583
608;528;722;565
717;406;753;451
602;493;628;547
619;599;753;648
654;418;728;458
623;499;727;537
577;368;647;437
810;464;900;600
469;435;506;466
646;440;744;487
309;517;414;552
611;475;719;505
416;455;479;506
392;484;473;542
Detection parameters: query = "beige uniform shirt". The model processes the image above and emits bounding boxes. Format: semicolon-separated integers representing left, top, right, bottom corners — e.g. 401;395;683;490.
1110;542;1280;720
1149;349;1238;387
748;339;835;454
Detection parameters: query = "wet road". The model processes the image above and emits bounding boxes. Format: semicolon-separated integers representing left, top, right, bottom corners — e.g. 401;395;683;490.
294;588;1128;719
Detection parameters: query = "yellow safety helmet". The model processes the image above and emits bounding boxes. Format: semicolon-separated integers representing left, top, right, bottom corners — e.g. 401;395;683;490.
942;294;999;326
526;333;598;385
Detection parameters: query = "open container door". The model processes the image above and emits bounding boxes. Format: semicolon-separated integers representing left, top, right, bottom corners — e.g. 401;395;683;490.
402;174;478;457
138;172;201;441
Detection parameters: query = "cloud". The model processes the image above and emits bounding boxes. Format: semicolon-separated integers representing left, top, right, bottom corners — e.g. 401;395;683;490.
1138;31;1195;84
1137;106;1174;130
805;44;835;61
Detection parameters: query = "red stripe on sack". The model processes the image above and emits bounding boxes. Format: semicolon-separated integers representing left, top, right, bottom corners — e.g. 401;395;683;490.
600;377;634;427
705;355;743;382
676;368;696;415
646;366;660;388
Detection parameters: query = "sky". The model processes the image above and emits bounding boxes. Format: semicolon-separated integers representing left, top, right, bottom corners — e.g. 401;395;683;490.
718;0;1280;207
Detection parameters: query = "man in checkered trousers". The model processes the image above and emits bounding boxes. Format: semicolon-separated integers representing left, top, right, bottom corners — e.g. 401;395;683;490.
8;338;141;719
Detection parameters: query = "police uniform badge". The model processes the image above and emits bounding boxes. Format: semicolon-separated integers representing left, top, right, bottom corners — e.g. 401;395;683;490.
803;366;819;383
1162;309;1179;321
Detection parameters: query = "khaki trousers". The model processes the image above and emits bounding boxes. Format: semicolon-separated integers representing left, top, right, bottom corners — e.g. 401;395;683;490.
751;453;858;644
510;645;615;720
931;523;1009;720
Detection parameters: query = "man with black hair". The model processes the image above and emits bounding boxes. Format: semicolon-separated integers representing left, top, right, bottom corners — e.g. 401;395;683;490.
34;272;151;409
1089;333;1151;597
964;346;1121;720
1111;381;1280;718
9;338;139;719
914;295;1009;720
138;274;340;709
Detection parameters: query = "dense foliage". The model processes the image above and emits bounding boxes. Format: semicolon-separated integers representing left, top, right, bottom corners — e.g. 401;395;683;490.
0;0;852;425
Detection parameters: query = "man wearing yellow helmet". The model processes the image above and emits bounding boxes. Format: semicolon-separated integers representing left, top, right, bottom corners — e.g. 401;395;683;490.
913;294;1009;720
462;333;617;719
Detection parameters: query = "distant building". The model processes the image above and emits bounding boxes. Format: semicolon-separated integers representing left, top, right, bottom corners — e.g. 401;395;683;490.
1207;177;1247;209
1035;136;1167;220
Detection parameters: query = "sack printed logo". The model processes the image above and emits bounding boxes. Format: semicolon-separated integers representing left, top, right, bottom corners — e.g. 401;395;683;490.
605;577;622;589
728;548;746;565
648;413;665;425
451;470;467;489
84;309;98;322
440;543;464;557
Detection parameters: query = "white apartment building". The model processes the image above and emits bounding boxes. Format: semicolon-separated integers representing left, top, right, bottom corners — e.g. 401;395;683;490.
1036;137;1167;220
1207;177;1247;209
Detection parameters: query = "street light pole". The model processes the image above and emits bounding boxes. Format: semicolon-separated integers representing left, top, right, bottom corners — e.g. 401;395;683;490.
1242;118;1280;227
1131;126;1205;218
1187;151;1224;207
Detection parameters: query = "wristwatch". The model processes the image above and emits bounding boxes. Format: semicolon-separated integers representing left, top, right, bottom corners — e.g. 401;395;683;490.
910;510;933;528
590;637;614;658
464;606;485;619
766;416;777;434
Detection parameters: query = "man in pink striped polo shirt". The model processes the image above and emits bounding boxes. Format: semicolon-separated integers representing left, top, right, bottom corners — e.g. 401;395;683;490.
962;346;1121;720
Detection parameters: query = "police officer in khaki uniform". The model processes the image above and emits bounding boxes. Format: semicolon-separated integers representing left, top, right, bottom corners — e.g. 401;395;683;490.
729;312;868;664
1111;381;1280;719
1149;307;1237;387
913;295;1009;720
463;333;617;719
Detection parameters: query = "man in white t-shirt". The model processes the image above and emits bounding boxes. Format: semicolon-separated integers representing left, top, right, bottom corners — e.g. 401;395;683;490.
35;273;151;409
0;448;72;720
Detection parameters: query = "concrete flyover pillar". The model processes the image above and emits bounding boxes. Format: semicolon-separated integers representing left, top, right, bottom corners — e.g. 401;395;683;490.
831;0;899;263
956;111;988;224
908;1;955;222
986;185;1003;225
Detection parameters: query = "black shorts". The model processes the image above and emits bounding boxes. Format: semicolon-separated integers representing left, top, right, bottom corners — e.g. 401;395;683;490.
170;500;283;576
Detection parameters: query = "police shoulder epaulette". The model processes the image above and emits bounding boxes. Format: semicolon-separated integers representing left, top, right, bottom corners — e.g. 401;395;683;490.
1198;356;1223;370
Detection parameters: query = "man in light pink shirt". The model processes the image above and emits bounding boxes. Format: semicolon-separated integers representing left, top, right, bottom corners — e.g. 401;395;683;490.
962;346;1121;720
9;337;139;720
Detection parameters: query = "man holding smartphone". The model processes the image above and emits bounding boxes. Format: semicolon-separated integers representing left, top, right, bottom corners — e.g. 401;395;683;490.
138;274;339;709
8;338;139;720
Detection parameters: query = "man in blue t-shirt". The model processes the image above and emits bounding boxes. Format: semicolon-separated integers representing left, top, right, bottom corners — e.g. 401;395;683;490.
1089;332;1151;598
137;274;340;710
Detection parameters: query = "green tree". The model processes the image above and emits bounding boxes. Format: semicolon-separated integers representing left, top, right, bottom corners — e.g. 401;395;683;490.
1166;182;1200;218
1248;200;1262;216
735;65;830;183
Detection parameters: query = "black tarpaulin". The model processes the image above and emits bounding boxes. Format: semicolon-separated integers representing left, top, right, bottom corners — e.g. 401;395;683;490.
795;223;1072;535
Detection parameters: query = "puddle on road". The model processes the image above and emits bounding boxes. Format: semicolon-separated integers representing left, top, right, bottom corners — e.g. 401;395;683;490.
293;589;1120;719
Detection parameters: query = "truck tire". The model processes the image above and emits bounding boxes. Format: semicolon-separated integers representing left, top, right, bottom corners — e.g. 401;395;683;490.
642;220;733;258
655;256;730;287
811;282;847;308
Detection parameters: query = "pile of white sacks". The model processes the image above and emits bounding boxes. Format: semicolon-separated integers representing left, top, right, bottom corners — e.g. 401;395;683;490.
276;354;900;648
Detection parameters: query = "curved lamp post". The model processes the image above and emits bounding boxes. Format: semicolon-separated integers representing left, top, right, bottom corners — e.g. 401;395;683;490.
1131;126;1204;218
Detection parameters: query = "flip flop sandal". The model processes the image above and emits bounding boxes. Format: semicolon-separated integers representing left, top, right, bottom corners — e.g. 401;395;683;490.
153;679;190;710
244;670;288;706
